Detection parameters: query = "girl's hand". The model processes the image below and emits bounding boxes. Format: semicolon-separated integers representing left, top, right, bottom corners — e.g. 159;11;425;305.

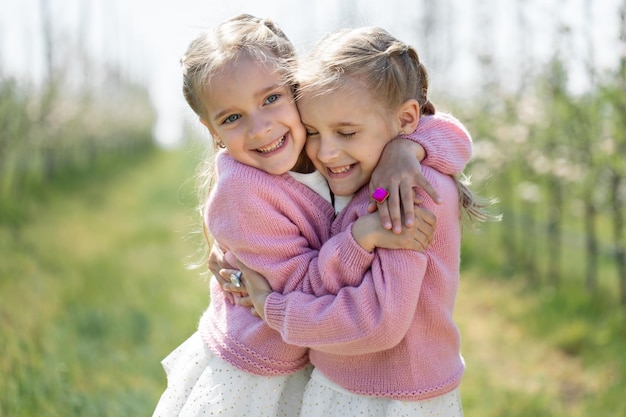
218;267;250;295
352;205;436;252
235;262;273;320
369;139;441;234
209;245;246;304
208;244;234;304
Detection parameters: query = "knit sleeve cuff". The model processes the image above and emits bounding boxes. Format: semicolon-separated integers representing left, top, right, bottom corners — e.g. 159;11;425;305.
398;114;472;175
264;292;288;333
317;227;375;292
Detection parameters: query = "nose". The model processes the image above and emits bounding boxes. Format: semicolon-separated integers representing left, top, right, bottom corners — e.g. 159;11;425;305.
315;134;340;164
247;112;271;139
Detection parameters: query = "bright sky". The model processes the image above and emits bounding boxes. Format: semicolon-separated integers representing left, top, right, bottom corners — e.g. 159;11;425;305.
1;0;622;147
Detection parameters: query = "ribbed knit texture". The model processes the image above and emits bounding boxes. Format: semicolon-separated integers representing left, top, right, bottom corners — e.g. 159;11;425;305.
200;113;471;378
262;117;468;400
402;112;472;174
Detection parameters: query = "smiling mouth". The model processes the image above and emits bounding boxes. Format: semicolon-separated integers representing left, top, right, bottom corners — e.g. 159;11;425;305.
327;164;353;174
257;135;286;153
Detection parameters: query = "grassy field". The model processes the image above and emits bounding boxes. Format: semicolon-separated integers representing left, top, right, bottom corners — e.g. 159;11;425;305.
0;148;208;416
0;148;623;416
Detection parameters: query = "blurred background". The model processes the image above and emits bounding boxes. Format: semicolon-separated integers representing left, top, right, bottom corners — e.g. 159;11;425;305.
1;0;624;416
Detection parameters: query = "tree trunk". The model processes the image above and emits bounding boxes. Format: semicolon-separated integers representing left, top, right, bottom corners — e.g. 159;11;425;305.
583;197;598;291
499;173;517;276
546;178;563;287
610;172;626;305
522;201;539;284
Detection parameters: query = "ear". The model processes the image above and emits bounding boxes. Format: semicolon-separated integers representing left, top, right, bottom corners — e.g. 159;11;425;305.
397;99;420;135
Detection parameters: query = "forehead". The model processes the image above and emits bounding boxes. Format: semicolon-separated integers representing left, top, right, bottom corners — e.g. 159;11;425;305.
299;76;374;104
298;78;385;121
204;55;287;105
215;54;283;83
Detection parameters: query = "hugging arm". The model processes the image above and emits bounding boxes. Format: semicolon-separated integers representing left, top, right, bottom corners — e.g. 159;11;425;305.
241;167;458;354
369;113;472;233
242;242;427;354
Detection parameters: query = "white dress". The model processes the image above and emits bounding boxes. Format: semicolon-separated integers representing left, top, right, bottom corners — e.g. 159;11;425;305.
152;332;313;417
300;368;464;417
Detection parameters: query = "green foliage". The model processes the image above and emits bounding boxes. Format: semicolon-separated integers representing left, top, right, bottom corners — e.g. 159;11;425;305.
451;52;626;304
0;149;207;417
451;49;626;415
0;75;157;225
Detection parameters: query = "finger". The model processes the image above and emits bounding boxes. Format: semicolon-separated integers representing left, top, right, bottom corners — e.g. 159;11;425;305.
412;190;424;205
414;218;435;244
219;268;239;279
376;201;393;230
401;233;424;252
411;239;426;252
385;192;403;234
412;230;430;251
213;270;229;287
237;295;254;308
415;205;437;229
223;283;248;295
212;275;235;304
208;245;227;276
219;268;244;287
225;292;235;305
416;177;441;204
220;281;236;304
400;185;416;228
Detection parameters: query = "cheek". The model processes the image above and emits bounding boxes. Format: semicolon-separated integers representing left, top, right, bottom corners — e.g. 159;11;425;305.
363;144;388;169
291;122;307;144
304;139;317;159
305;139;325;168
284;103;302;124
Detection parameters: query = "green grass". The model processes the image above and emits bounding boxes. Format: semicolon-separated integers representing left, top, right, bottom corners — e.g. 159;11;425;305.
0;148;208;416
1;147;624;416
456;263;626;417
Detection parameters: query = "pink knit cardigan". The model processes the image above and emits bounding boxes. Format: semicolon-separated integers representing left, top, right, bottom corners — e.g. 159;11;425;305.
263;165;463;400
199;113;471;379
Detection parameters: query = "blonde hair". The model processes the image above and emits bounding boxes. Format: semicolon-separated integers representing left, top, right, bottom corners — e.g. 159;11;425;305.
182;15;298;263
295;26;435;116
296;26;498;225
181;14;297;122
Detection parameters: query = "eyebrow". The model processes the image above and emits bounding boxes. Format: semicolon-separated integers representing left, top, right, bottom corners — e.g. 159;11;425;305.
212;83;286;123
329;122;361;129
301;121;361;130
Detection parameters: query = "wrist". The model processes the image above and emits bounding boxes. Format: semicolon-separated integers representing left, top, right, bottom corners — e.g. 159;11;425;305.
352;217;377;252
392;137;426;161
252;292;270;320
415;143;426;162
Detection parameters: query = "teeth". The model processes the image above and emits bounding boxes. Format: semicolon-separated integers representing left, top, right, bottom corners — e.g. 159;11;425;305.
257;136;285;153
329;165;351;174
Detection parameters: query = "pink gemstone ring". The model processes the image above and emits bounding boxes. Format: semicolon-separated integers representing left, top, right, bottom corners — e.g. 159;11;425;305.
371;187;390;204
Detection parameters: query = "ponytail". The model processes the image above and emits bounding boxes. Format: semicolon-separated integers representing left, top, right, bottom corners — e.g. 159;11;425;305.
456;175;502;227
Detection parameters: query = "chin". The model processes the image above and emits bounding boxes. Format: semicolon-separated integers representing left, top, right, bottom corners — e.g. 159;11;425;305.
330;187;357;197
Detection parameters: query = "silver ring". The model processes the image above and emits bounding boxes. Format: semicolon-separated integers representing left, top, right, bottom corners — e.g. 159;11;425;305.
230;271;242;288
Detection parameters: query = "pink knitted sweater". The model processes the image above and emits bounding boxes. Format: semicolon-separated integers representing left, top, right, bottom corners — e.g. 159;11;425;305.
199;113;471;377
263;165;463;400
